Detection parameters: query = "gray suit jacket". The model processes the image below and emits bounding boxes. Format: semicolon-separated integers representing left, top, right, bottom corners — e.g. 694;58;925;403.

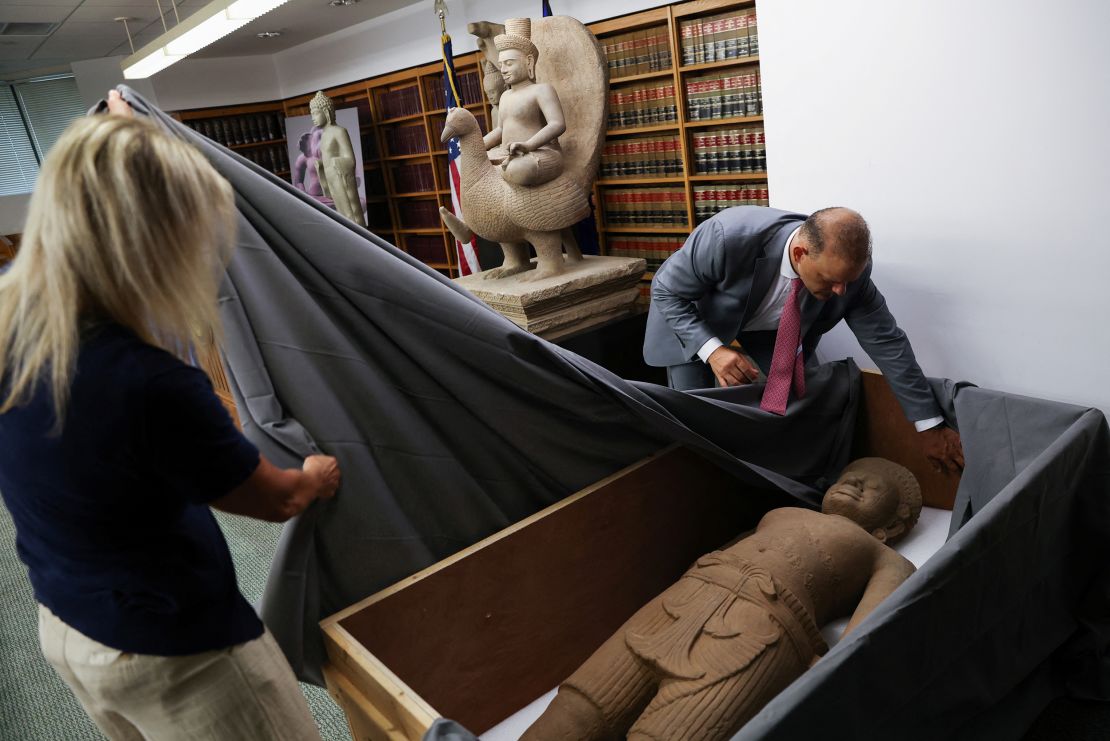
643;206;942;422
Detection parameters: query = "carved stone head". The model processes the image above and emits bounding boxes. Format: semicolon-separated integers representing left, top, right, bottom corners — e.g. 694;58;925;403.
495;18;539;82
821;457;922;544
309;91;335;127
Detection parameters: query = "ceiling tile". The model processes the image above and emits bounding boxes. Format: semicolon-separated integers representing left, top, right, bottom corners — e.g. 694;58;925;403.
68;6;165;23
0;9;72;25
0;1;79;7
51;20;135;38
33;37;119;58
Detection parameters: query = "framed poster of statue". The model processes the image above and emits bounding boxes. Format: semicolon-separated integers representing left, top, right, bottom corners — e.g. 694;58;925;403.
286;95;367;226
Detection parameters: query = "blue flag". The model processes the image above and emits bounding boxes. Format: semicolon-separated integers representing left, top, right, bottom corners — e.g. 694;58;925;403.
542;0;553;17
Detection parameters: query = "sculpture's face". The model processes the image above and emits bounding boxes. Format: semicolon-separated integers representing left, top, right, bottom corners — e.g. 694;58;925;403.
310;107;329;127
821;464;901;537
499;49;532;85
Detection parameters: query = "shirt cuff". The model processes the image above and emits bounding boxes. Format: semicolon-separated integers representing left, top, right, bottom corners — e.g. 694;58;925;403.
697;337;724;363
914;416;945;432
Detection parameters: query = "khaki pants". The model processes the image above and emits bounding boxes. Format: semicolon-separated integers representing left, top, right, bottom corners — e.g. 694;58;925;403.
38;605;322;741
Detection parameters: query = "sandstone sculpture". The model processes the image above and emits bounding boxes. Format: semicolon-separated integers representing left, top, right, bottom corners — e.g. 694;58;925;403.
441;15;607;281
310;91;366;227
522;458;922;741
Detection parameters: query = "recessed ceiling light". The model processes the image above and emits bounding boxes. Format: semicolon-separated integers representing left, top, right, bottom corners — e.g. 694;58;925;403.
256;31;282;38
329;0;358;6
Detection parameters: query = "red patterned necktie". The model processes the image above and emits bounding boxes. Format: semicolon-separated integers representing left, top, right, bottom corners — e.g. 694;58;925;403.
760;278;805;415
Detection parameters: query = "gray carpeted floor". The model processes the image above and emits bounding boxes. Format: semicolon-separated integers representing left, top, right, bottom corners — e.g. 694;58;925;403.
0;502;351;740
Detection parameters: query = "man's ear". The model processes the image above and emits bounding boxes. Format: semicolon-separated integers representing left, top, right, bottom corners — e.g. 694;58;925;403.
526;55;536;78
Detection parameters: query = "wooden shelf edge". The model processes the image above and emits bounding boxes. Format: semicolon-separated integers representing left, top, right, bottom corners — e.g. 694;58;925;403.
379;112;425;125
228;138;287;150
597;176;685;186
599;226;691;234
384;152;433;161
678;55;760;74
688;172;768;181
610;69;675;85
606;122;681;136
684;114;764;129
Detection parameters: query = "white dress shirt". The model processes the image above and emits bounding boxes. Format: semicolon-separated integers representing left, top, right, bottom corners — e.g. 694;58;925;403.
693;227;943;431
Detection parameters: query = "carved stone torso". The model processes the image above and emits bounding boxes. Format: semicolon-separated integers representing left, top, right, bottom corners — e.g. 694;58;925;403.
318;124;348;160
498;83;562;151
733;507;889;626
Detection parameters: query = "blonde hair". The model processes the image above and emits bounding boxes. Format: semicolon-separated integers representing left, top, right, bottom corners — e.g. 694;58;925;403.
0;114;236;425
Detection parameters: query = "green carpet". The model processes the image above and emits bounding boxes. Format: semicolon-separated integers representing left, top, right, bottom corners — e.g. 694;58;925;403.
0;503;351;740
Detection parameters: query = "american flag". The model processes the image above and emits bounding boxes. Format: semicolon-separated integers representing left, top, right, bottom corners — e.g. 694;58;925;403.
441;33;481;276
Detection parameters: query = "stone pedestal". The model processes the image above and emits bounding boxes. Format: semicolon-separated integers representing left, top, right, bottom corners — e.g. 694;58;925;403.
455;255;647;340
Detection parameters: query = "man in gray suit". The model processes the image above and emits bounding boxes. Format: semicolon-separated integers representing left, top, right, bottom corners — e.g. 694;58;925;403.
644;206;963;473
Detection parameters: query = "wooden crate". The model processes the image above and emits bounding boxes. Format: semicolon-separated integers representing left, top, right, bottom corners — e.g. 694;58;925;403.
319;371;957;739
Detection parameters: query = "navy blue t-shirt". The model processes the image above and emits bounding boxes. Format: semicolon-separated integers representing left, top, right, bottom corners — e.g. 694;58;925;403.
0;323;263;655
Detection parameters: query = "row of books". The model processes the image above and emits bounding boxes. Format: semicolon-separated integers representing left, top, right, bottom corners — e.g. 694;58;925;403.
378;85;422;120
679;9;759;66
406;235;449;264
691;128;767;174
686;70;763;121
607;235;685;273
397;199;441;229
693;183;770;222
393;162;436;194
601;187;688;227
385;124;429;157
608;82;677;129
601;135;683;178
240;143;289;174
602;26;672;78
432;111;487;143
185;112;285;147
426;71;483;110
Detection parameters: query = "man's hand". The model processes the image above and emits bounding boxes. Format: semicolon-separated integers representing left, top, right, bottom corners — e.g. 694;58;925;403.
507;141;532;157
707;346;761;387
106;89;133;117
303;454;341;500
919;426;964;475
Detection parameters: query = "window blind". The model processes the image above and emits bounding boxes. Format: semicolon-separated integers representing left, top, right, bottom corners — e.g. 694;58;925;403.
15;76;87;161
0;85;39;196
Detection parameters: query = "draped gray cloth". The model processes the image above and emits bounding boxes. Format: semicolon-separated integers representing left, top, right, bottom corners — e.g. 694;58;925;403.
107;88;861;684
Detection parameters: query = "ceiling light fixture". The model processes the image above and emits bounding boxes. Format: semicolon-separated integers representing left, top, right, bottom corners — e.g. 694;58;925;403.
329;0;358;7
122;0;291;79
256;30;282;38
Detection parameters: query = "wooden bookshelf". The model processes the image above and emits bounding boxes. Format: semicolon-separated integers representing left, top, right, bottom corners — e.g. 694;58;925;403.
176;100;290;179
589;0;766;286
171;0;763;283
175;53;491;279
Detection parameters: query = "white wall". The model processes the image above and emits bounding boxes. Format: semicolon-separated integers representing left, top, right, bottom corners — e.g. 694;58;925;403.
758;0;1110;415
273;0;664;98
149;55;282;111
71;57;159;111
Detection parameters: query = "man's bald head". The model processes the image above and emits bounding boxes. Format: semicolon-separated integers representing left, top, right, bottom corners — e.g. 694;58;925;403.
799;207;872;267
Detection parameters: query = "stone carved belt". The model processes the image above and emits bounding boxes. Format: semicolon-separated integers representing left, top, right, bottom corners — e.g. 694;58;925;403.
627;551;828;682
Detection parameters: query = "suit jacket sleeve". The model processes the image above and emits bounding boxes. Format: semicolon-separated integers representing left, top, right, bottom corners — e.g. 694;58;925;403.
845;269;944;422
650;219;727;361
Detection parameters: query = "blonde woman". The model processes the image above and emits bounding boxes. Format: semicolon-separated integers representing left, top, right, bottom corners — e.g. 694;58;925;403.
0;91;338;740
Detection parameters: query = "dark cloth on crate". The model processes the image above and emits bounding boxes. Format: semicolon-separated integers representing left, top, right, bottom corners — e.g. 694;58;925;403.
0;323;262;656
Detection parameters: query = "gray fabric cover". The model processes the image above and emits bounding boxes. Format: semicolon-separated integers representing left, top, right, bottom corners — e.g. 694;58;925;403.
106;88;859;684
